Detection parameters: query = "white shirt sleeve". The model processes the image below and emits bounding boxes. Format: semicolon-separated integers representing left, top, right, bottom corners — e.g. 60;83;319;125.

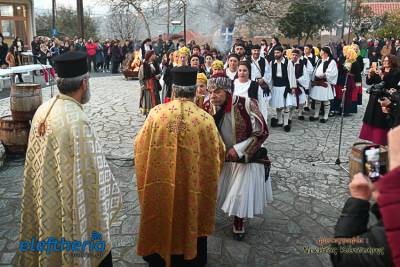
297;65;310;89
263;62;271;85
287;61;297;88
326;60;338;85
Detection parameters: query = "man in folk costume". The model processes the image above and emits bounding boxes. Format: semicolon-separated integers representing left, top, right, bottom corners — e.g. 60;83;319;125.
289;49;310;121
249;44;271;92
203;76;271;241
234;41;247;61
303;45;317;111
19;51;122;267
134;66;225;267
309;47;338;123
268;46;297;132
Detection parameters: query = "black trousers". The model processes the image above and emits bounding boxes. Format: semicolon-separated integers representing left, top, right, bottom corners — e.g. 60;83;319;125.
143;237;207;267
98;251;113;267
87;55;96;72
111;61;119;73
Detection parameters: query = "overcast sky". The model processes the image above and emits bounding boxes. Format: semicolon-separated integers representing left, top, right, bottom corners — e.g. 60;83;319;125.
34;0;109;15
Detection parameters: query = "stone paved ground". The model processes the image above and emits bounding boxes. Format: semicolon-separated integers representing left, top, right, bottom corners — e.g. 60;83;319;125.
0;75;367;266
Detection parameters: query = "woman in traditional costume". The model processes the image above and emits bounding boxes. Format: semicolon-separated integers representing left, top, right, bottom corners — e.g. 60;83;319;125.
204;53;213;78
139;50;162;116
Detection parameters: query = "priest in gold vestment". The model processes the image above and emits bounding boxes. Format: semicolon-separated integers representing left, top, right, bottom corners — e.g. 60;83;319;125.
18;52;122;267
134;66;225;267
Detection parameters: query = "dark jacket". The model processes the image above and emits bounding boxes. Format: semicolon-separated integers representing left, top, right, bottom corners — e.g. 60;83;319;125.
364;69;400;128
0;42;8;65
111;45;121;62
31;40;40;56
330;198;394;267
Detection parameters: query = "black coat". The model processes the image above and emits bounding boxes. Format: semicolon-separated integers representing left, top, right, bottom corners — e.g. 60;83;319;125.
31;41;40;56
111;45;121;62
364;69;400;128
330;198;394;267
0;43;8;65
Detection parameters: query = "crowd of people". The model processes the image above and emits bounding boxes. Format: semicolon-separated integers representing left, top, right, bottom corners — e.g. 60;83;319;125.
3;31;399;267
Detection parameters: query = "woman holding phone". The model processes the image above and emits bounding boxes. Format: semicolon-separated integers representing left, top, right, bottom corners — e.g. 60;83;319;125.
359;55;400;145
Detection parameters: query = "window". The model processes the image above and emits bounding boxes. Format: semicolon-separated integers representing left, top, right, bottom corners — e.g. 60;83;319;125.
1;19;14;38
14;5;26;17
0;5;13;16
15;21;26;41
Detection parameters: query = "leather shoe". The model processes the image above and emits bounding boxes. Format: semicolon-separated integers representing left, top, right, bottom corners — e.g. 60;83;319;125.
320;118;327;123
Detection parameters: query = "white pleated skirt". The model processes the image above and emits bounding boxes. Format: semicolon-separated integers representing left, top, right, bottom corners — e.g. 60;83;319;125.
218;162;273;218
310;85;335;101
270;86;294;108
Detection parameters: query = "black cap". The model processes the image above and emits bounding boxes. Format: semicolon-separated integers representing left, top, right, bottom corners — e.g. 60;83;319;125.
54;51;88;78
171;66;197;86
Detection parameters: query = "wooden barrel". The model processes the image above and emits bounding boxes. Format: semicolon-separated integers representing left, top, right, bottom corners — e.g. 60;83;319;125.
349;142;388;179
10;83;42;121
0;116;30;153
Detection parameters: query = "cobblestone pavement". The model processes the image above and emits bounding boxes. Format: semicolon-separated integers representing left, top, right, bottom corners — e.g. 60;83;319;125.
0;75;368;266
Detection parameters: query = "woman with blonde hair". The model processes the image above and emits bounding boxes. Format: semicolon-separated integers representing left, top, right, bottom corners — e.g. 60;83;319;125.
178;47;190;66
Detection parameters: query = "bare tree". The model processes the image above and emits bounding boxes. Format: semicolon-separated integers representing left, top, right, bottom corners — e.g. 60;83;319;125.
107;0;153;38
107;6;139;40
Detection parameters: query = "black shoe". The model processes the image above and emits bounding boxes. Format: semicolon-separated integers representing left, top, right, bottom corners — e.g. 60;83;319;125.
343;113;351;117
304;107;310;112
298;116;305;121
284;125;291;132
271;118;278;127
309;116;318;121
328;112;335;117
320;118;327;123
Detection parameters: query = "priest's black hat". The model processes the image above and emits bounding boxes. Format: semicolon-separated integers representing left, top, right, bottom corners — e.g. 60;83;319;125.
54;51;88;78
171;66;197;86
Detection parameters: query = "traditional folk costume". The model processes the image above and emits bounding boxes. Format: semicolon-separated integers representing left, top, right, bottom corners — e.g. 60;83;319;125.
332;55;362;115
195;73;208;109
303;46;318;110
309;48;338;123
290;52;310;121
19;52;122;267
139;51;162;115
204;76;271;240
135;66;225;267
233;78;269;126
268;47;297;132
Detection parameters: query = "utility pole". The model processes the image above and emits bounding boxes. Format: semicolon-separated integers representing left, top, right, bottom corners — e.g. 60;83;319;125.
52;0;56;36
348;0;353;44
183;1;186;44
341;0;347;39
167;0;170;38
77;0;85;38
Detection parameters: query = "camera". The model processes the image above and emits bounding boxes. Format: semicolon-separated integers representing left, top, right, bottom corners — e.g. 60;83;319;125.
369;82;391;99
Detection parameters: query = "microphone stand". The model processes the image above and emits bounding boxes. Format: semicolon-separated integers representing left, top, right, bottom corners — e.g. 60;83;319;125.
312;72;349;174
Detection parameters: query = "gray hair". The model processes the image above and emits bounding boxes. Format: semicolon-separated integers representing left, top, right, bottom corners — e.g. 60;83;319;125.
172;84;196;98
56;73;89;94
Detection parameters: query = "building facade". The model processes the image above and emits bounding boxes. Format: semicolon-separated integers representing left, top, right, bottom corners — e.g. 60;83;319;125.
0;0;34;48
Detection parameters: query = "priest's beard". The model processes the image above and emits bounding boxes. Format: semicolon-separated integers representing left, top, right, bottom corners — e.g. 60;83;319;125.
81;84;91;104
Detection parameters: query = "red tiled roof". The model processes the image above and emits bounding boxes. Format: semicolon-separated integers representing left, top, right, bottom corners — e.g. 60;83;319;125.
361;2;400;16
